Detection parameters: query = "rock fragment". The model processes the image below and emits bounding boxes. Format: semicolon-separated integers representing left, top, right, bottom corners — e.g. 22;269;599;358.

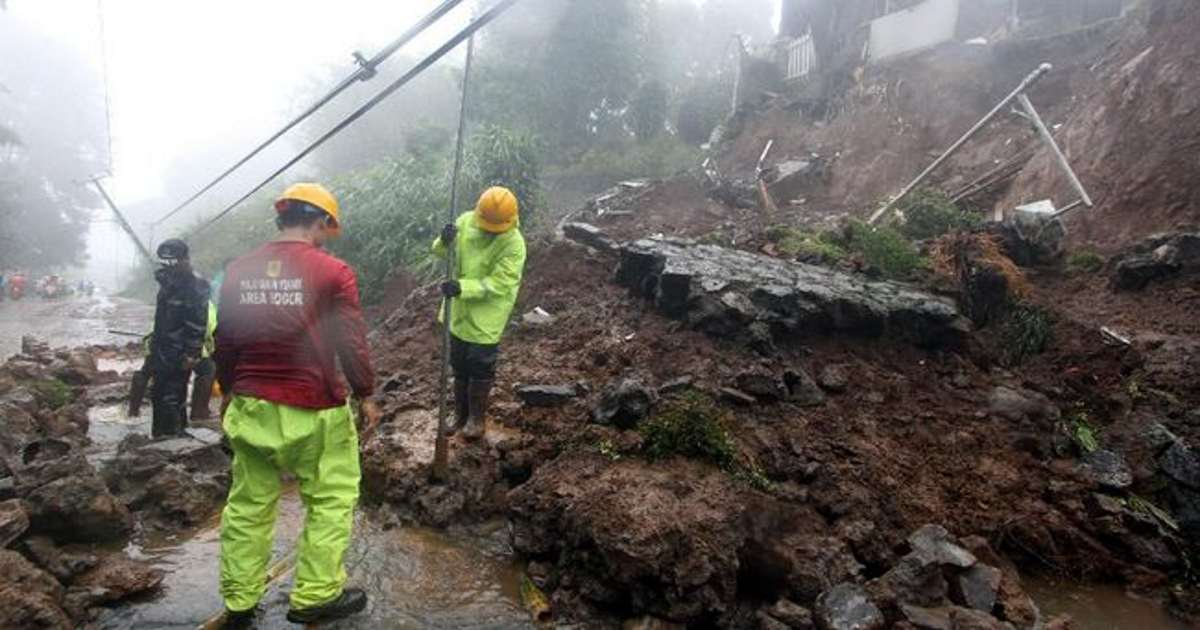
515;384;577;408
815;583;884;630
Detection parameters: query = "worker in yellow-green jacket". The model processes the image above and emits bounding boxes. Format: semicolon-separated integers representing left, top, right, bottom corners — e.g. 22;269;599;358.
433;186;527;441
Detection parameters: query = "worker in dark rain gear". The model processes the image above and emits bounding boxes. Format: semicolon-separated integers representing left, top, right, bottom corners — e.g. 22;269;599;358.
147;238;209;438
433;186;527;441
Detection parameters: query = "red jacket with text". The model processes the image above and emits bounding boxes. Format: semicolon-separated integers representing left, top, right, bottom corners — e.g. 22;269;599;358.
214;241;375;410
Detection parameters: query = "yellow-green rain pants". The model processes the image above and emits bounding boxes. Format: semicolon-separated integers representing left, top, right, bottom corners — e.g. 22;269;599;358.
219;395;360;612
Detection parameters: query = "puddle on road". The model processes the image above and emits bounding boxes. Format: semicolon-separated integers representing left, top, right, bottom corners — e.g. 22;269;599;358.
1026;576;1190;630
0;295;153;359
88;406;530;629
98;489;529;630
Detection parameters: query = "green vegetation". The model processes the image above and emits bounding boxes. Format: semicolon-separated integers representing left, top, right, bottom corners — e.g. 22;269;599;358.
1001;303;1054;365
1067;249;1105;274
1068;409;1099;453
842;220;926;279
765;225;847;262
897;188;980;241
641;391;737;470
549;135;700;188
32;379;72;410
597;438;623;462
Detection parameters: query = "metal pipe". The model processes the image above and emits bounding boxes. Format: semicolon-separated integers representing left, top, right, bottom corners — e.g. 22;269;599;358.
1016;93;1093;208
1052;198;1086;218
431;31;476;485
868;63;1053;224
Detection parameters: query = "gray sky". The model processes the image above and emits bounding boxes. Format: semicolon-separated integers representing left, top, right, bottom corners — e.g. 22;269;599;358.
7;0;778;288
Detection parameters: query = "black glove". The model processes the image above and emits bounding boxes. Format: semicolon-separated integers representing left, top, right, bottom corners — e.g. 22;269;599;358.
440;280;462;298
440;223;458;246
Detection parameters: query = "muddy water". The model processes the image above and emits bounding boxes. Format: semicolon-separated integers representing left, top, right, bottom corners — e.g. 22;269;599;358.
0;294;153;358
1026;577;1190;630
97;495;530;629
86;403;530;629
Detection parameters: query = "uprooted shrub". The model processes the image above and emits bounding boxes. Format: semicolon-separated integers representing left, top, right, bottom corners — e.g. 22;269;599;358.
898;187;981;241
931;232;1030;326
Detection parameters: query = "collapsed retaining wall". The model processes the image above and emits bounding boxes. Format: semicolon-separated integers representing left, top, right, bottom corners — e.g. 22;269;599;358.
570;228;969;349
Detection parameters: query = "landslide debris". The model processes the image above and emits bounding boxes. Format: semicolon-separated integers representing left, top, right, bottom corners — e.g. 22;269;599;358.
0;337;217;626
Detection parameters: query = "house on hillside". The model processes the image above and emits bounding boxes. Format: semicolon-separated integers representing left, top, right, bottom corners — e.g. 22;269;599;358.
776;0;1134;83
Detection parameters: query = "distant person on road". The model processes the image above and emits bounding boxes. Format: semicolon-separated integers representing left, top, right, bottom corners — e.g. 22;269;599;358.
214;182;379;628
432;186;527;441
147;238;210;438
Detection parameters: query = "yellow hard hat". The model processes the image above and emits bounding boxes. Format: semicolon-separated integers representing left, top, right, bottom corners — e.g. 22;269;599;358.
474;186;519;234
275;182;341;237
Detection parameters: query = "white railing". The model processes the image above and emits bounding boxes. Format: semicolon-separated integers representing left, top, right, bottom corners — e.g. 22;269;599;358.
785;32;816;80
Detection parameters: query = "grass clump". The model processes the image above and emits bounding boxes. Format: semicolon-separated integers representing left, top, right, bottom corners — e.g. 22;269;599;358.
765;225;847;262
898;188;980;241
1001;303;1054;365
641;391;736;469
842;220;925;279
31;379;72;410
1067;250;1105;274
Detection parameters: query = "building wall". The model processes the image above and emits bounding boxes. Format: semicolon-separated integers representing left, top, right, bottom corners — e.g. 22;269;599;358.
868;0;961;62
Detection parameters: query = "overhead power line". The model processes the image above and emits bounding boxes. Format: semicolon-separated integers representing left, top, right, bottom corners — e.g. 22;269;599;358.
153;0;468;227
193;0;519;236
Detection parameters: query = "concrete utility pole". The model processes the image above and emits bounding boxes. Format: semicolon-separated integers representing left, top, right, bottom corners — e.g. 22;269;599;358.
88;176;155;265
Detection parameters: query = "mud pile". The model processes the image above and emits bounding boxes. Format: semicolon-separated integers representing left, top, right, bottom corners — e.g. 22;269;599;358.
0;337;226;627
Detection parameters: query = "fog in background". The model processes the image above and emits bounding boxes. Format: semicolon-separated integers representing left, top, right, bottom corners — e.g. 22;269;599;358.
1;0;779;291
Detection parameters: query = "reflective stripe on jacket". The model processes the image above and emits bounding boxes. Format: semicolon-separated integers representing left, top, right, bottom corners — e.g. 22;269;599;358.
432;211;526;345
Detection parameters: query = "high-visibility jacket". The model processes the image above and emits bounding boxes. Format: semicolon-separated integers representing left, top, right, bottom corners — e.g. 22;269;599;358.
433;211;526;345
202;300;217;359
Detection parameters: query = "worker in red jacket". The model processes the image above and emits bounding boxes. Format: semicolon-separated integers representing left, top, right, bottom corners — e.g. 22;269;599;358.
213;182;380;628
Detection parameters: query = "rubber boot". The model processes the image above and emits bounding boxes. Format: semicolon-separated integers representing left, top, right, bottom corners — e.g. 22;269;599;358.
286;588;368;624
191;371;215;421
463;379;493;441
218;607;257;630
446;377;469;436
128;370;149;417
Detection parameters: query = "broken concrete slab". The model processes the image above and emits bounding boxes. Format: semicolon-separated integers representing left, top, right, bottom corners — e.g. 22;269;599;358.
764;157;827;205
953;564;1002;613
563;222;620;254
615;237;967;348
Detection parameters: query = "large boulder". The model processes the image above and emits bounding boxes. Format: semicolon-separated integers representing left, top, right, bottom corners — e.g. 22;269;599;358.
0;499;30;547
510;454;747;622
102;432;230;529
614;237;968;348
0;549;71;629
69;553;163;606
8;443;132;544
24;474;132;543
1109;232;1200;291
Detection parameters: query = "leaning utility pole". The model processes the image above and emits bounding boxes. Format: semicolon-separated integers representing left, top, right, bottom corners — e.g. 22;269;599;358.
88;176;155;265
